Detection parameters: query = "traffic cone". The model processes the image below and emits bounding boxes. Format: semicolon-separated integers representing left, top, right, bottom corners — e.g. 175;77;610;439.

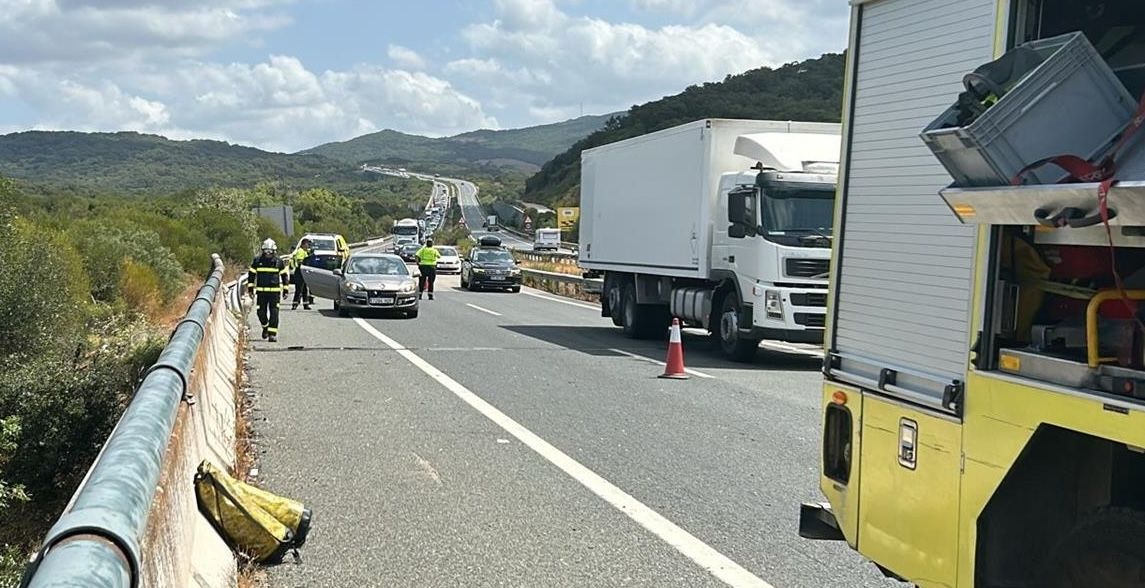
659;318;689;379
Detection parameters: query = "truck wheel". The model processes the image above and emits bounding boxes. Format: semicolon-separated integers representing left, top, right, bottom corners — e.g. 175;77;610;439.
608;284;624;327
621;284;641;338
714;293;758;362
1040;507;1145;588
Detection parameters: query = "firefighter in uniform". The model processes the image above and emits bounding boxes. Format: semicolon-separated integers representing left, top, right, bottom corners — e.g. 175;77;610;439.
247;238;289;342
415;238;441;300
289;238;314;310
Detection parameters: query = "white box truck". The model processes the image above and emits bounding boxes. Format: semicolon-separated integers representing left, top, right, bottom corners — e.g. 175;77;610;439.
580;119;841;360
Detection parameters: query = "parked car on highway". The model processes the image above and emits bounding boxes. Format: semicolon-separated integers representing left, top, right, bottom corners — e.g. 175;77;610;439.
300;249;343;271
461;236;521;292
398;242;421;263
300;253;419;318
434;246;461;274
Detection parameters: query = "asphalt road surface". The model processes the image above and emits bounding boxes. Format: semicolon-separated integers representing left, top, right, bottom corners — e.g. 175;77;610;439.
246;268;896;587
450;179;535;250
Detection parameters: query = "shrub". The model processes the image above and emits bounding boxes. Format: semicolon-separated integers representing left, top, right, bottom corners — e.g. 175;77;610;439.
119;258;163;317
0;213;89;360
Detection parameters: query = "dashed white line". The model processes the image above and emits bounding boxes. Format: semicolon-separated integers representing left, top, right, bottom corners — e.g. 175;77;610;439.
608;348;715;379
521;289;600;311
465;303;502;316
351;317;772;588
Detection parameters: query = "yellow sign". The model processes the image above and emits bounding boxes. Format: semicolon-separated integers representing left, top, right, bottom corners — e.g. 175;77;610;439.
557;207;580;229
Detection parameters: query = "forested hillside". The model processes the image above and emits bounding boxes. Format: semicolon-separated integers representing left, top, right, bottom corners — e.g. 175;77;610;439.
301;114;613;170
523;53;846;207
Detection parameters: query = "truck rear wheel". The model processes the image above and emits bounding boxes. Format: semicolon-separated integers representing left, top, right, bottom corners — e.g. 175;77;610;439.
608;284;624;327
621;284;659;339
714;293;758;362
1041;507;1145;588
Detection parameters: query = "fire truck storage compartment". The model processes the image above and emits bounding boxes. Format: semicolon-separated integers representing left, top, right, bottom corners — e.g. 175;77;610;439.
968;1;1145;402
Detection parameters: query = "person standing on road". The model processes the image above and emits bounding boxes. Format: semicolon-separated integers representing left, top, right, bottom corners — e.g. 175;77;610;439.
247;238;289;342
415;238;441;300
289;238;314;311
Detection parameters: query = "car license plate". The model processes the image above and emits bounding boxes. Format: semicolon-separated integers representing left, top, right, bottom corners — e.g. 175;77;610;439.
369;296;394;305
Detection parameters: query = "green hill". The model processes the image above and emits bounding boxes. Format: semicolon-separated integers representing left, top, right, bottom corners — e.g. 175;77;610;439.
0;130;377;196
524;53;846;207
301;114;615;170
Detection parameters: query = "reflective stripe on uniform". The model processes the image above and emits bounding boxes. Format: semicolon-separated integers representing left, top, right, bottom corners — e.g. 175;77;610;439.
255;267;282;273
254;287;284;292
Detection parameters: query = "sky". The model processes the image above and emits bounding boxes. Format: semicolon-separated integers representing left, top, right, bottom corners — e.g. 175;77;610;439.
0;0;849;153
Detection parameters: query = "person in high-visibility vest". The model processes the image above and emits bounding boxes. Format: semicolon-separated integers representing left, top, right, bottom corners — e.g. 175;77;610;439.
289;238;313;311
247;239;289;342
415;238;441;300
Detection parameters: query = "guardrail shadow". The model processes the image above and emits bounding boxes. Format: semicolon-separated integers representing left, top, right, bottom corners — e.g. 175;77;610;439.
498;324;822;372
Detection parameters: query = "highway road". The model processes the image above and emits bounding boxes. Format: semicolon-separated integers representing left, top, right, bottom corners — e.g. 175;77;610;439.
449;179;534;250
246;264;896;587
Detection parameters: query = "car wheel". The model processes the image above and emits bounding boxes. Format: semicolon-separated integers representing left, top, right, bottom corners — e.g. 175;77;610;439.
510;286;521;293
406;309;419;319
461;272;469;288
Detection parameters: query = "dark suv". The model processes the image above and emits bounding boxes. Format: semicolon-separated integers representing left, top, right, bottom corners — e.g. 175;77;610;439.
460;237;521;292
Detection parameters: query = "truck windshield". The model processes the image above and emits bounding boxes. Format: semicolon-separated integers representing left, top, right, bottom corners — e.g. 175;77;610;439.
392;226;418;236
761;189;835;236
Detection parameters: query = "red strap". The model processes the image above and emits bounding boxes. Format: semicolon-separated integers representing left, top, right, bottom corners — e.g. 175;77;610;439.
1010;90;1145;186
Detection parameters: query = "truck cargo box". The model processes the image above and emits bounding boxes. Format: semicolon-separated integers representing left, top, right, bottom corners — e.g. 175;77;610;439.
579;119;840;279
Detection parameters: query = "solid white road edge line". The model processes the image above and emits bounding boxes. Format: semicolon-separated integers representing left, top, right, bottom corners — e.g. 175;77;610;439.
465;303;503;316
608;348;715;379
521;289;600;311
352;317;772;588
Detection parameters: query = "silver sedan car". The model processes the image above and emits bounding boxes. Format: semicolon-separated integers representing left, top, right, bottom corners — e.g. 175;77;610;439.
301;253;419;318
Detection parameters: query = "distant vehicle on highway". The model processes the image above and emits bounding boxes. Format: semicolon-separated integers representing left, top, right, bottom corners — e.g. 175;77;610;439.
397;242;421;263
434;246;461;274
392;218;421;243
300;252;418;318
461;236;521;292
297;233;349;263
533;228;561;252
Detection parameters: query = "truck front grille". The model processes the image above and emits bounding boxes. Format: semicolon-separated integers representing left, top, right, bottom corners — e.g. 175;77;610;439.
794;313;826;328
785;258;829;278
790;293;828;307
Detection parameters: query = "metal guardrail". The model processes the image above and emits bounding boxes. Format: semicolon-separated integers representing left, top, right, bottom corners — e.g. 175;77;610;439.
21;255;227;588
519;268;603;295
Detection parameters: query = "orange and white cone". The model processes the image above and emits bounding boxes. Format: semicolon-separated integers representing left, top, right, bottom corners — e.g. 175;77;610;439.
659;318;689;379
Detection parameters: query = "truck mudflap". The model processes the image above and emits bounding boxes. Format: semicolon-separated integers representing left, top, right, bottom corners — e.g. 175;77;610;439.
798;501;844;541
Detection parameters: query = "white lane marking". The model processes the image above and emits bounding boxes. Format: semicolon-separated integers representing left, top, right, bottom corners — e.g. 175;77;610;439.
466;303;502;316
608;348;715;379
352;318;772;588
521;290;600;311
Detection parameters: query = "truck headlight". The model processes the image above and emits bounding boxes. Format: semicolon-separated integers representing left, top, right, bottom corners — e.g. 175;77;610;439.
765;290;783;318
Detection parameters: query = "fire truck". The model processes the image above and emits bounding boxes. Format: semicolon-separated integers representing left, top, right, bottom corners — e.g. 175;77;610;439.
800;1;1145;586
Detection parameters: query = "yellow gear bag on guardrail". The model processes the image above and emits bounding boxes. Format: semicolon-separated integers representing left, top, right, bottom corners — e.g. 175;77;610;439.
194;460;312;564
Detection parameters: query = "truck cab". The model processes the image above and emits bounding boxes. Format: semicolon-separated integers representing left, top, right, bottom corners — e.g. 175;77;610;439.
715;167;836;348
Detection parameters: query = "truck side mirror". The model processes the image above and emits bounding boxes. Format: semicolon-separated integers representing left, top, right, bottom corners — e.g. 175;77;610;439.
727;189;758;238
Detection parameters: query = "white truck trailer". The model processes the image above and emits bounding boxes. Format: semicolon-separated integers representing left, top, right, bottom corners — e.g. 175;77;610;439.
579;118;841;360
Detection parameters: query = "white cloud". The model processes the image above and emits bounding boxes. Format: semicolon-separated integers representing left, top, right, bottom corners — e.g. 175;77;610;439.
388;45;427;70
443;0;847;128
0;55;497;152
0;0;291;65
